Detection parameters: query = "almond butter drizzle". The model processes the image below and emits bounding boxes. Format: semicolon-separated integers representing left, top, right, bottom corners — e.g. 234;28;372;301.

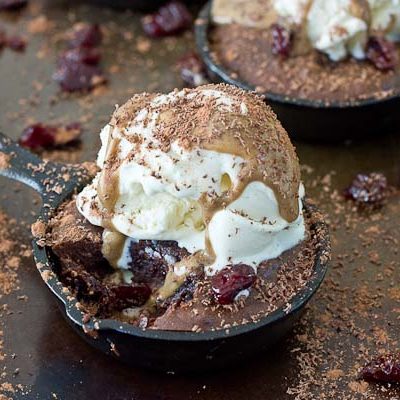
200;130;299;224
97;136;126;265
97;136;121;220
101;230;126;269
153;252;210;302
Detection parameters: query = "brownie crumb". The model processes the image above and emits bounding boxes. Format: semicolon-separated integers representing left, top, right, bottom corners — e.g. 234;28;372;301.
0;212;19;295
31;220;46;239
0;152;10;170
0;210;31;399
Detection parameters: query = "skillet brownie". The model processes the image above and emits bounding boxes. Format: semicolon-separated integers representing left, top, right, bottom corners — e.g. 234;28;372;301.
210;0;400;103
47;84;330;331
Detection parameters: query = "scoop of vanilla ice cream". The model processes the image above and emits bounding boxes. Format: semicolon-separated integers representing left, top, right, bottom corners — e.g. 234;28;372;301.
307;0;369;61
206;182;305;275
307;0;400;59
211;0;278;29
369;0;400;40
273;0;311;25
77;86;305;276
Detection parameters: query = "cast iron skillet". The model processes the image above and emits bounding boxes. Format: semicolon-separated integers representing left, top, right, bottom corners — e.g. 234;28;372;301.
0;132;330;373
195;2;400;142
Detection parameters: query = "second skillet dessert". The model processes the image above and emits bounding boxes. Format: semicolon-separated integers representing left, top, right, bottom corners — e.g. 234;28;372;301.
48;84;329;332
210;0;400;103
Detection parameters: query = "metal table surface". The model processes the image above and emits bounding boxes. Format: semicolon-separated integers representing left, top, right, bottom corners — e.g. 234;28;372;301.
0;1;399;399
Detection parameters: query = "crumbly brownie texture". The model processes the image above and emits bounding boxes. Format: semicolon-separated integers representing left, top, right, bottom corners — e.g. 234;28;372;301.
50;200;107;274
48;198;328;332
210;24;400;104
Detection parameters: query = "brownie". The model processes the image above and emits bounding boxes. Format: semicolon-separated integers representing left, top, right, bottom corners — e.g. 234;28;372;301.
48;200;150;316
210;24;400;103
47;199;192;320
49;199;107;274
47;198;329;331
129;240;190;288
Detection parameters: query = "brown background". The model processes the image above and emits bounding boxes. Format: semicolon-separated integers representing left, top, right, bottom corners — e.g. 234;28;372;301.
0;1;399;399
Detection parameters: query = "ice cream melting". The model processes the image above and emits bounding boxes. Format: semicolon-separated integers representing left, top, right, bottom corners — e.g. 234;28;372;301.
212;0;400;61
77;85;305;298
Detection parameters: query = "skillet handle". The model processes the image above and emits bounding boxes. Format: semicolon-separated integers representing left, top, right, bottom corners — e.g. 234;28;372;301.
0;132;64;196
0;132;92;206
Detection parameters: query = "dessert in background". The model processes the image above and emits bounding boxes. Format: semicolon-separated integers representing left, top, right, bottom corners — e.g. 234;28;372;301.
210;0;400;102
48;84;329;331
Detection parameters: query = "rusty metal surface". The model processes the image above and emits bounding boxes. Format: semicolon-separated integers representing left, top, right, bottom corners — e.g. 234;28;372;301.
0;1;399;399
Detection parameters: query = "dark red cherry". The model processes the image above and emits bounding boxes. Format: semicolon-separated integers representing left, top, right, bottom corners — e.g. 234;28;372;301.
366;36;397;71
361;353;400;383
58;47;101;66
68;23;102;48
53;60;106;92
141;1;192;38
6;35;26;52
19;122;82;149
344;172;388;206
0;0;27;11
110;284;151;309
212;264;256;305
271;24;292;58
0;29;6;48
176;52;208;87
19;124;55;149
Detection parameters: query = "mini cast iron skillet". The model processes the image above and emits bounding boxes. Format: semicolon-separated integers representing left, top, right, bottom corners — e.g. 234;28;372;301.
0;132;330;373
195;2;400;142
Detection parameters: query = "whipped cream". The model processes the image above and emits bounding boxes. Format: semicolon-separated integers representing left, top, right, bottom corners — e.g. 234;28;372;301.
77;87;305;277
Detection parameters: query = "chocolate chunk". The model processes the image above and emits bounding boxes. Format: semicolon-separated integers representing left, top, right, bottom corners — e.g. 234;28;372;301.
129;240;189;287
